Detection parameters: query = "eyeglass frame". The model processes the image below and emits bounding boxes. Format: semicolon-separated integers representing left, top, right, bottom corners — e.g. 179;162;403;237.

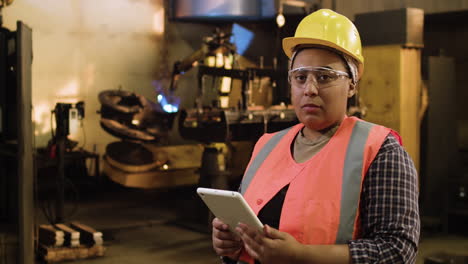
288;66;350;89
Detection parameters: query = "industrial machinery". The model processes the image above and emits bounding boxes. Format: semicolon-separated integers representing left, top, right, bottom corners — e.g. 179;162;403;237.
173;29;298;143
97;88;202;189
97;28;297;190
179;65;297;143
95;30;231;188
43;102;86;224
98;90;176;142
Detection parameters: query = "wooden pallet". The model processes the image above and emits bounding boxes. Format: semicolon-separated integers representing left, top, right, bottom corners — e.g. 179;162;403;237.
37;222;105;262
37;244;105;263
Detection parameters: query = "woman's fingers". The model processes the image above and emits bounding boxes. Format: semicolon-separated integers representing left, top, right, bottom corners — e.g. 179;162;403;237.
213;236;241;248
236;223;264;258
243;239;261;260
212;218;228;230
213;219;241;242
212;218;243;257
237;223;262;242
213;233;242;258
213;228;241;243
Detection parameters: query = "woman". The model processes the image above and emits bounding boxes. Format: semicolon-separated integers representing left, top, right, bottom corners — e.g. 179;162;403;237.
212;9;419;264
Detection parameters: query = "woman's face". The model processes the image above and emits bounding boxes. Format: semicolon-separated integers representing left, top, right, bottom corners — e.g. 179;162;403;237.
290;48;355;131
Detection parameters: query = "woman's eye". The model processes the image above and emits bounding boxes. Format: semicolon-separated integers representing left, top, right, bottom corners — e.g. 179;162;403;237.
294;74;307;82
317;73;335;82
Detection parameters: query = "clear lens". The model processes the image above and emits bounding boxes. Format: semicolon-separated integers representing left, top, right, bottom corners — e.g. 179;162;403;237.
288;67;349;89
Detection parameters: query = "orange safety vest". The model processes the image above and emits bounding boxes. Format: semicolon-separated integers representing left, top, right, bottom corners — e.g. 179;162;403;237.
237;116;390;264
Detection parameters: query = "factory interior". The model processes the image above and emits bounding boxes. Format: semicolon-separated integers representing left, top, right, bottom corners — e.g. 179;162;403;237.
1;0;468;263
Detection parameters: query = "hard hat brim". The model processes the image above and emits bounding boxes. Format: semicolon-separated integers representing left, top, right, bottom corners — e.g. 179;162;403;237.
283;37;364;78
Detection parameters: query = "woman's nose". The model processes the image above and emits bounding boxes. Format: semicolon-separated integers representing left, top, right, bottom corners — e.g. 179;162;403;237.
303;80;319;96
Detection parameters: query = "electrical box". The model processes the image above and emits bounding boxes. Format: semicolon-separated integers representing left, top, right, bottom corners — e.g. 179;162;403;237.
355;8;424;47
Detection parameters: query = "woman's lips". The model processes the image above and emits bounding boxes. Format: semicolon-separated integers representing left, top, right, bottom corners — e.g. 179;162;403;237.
302;103;321;112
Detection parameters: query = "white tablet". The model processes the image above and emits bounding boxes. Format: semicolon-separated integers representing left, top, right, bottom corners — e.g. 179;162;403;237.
197;187;263;235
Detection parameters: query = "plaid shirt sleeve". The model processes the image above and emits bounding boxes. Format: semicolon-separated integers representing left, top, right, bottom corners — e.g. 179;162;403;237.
348;134;420;264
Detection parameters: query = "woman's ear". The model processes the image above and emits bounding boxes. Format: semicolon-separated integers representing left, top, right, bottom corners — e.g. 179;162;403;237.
347;83;357;98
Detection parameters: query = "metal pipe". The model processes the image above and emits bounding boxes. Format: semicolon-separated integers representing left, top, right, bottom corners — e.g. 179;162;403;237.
16;21;34;264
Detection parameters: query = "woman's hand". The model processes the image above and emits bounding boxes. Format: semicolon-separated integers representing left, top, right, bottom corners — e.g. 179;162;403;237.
212;218;243;260
236;223;303;264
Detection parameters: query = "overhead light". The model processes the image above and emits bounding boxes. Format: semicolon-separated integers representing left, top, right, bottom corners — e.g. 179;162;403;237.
276;13;286;28
276;1;286;28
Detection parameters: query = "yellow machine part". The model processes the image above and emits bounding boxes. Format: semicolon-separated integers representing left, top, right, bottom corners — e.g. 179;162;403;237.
103;142;254;189
104;144;204;189
104;160;201;189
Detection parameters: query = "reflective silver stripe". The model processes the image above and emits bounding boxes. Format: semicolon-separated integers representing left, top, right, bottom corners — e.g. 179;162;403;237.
335;120;374;244
240;128;292;195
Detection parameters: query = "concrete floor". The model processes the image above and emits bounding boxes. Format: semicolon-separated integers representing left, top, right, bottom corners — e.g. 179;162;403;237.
418;235;468;264
35;181;468;264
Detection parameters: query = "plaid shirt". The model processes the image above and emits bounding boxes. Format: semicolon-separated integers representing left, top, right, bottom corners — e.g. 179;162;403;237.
348;133;420;263
222;134;420;264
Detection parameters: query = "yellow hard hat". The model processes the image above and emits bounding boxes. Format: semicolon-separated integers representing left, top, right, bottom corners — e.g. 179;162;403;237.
283;9;364;78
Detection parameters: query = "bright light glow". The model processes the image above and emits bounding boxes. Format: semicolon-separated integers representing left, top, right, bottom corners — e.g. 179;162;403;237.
162;164;169;170
220;96;229;108
276;13;286;28
57;80;79;98
132;119;140;125
32;79;83;138
33;102;54;134
153;80;180;113
153;8;165;35
220;77;231;93
206;56;216;67
163;104;178;113
224;54;233;69
216;53;224;67
157;93;179;113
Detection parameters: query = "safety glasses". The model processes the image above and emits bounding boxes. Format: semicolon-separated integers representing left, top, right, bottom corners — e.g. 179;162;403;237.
288;66;350;89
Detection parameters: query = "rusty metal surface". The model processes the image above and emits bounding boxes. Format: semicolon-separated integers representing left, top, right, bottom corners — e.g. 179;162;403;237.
103;159;200;189
106;141;155;166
